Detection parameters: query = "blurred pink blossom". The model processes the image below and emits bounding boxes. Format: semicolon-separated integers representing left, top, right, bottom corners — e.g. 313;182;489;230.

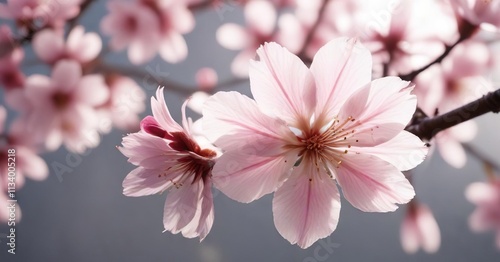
101;0;194;64
33;25;102;65
0;0;82;30
310;0;457;76
217;0;277;76
203;38;427;248
119;88;218;240
22;60;109;153
97;75;146;133
450;0;500;30
0;25;16;58
196;67;218;91
187;91;210;114
0;107;48;224
414;40;493;168
466;179;500;249
0;47;25;90
400;201;441;254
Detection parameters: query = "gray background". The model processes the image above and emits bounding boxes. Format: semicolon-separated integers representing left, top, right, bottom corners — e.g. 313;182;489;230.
1;1;500;261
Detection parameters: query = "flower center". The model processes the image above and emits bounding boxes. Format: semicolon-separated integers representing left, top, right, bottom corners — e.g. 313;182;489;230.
296;115;358;172
52;92;72;110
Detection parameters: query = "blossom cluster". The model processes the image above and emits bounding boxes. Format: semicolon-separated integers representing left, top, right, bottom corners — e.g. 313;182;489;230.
1;0;500;253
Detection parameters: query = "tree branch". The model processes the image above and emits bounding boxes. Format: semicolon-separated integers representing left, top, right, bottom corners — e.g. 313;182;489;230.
97;63;248;95
297;0;330;59
405;89;500;140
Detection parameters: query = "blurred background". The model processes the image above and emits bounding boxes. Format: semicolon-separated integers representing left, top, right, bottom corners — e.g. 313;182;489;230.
1;0;500;261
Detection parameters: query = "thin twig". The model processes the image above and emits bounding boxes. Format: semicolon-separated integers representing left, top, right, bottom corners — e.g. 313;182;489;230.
398;21;477;82
297;0;330;59
463;143;500;173
97;63;248;96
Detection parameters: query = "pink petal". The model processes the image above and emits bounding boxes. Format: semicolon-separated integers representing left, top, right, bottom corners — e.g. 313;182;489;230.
310;38;372;123
335;154;415;212
249;42;316;125
122;167;172;197
245;0;277;36
435;132;467;168
70;28;102;63
33;29;64;63
178;179;214;240
417;205;441;253
447;120;477;142
216;23;249;50
272;161;341;248
151;88;183;132
168;5;195;34
158;32;188;64
163;181;202;234
195;67;218;91
230;50;253;77
128;40;158;65
353;131;428;171
465;182;497;204
212;149;296;203
400;213;419;254
187;91;210;115
468;209;490;232
51;60;82;90
202;91;294;149
17;146;48;181
75;74;109;106
120;132;179;170
338;77;416;146
24;74;53;107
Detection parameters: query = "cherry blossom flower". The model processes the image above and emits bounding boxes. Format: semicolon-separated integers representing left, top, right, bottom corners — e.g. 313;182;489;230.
217;0;277;76
22;59;109;153
97;75;146;133
450;0;500;30
400;201;441;254
466;179;500;249
101;0;194;64
196;67;218;91
0;0;82;30
33;26;102;65
203;38;427;248
119;88;218;240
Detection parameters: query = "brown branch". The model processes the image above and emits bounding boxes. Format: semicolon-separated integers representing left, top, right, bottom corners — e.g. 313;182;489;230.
297;0;330;59
96;63;248;96
399;38;463;82
462;143;500;173
398;21;477;82
405;89;500;141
